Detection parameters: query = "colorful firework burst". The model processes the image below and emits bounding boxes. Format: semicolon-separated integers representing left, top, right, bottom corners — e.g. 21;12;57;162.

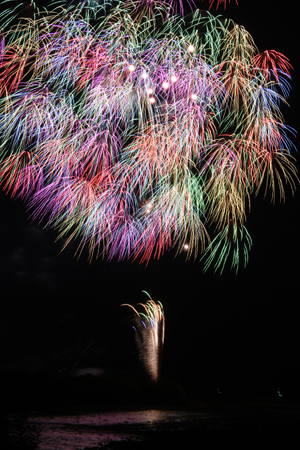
0;0;297;273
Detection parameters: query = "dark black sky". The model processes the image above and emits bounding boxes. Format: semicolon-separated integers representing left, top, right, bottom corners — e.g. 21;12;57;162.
1;0;299;399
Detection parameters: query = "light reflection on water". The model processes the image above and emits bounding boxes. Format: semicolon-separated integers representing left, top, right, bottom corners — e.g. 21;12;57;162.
27;409;208;450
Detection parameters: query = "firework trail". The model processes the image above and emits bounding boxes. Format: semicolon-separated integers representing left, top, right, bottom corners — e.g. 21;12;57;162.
122;292;165;382
0;0;297;273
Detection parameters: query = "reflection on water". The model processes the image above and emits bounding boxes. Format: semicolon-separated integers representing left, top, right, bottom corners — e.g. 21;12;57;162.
4;406;299;449
26;410;208;450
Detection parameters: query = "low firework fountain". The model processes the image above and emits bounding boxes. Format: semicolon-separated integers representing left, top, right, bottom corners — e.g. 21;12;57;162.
122;292;165;382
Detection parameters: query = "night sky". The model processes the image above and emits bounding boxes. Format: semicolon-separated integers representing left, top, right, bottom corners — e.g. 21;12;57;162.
1;0;299;402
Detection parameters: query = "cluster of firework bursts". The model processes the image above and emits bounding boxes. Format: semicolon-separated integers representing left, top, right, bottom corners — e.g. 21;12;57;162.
122;292;165;382
0;0;297;272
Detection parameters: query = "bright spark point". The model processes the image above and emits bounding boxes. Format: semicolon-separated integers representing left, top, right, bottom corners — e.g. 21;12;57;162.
128;64;135;72
147;88;153;94
141;72;148;79
188;45;195;53
162;81;170;89
191;93;197;100
183;244;189;250
171;75;178;82
145;202;153;212
149;97;156;103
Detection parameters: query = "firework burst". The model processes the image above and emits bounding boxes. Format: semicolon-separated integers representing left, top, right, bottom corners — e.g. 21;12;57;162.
0;0;297;273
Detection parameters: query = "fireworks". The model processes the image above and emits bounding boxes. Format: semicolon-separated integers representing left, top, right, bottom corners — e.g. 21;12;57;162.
122;292;165;382
0;0;297;273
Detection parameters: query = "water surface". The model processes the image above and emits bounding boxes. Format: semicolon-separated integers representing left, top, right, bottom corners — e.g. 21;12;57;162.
28;409;210;449
6;403;300;449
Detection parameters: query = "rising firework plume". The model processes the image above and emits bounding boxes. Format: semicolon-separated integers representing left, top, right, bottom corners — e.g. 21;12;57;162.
122;292;165;382
0;1;297;273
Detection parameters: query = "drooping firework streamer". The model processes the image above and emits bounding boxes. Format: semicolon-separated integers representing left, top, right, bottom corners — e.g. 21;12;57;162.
122;292;165;382
0;0;297;273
